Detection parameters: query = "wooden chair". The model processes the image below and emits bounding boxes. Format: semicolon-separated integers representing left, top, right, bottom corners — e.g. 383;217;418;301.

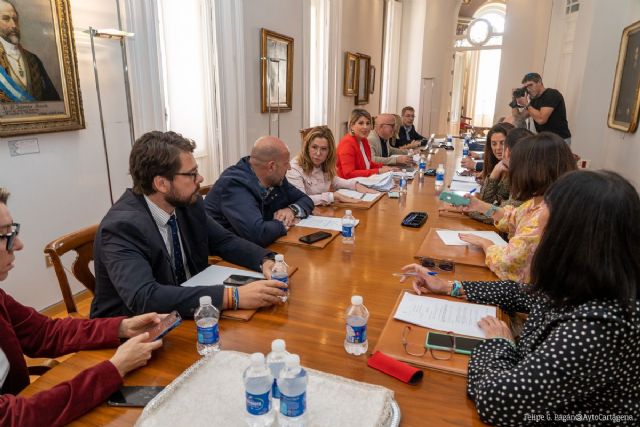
44;224;99;317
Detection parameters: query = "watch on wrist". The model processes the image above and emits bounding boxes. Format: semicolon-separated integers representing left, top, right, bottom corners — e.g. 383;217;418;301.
288;204;301;217
484;204;499;218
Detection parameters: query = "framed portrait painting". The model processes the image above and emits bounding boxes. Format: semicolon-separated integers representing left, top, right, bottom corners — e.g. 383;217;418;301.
261;28;293;113
0;0;84;137
355;53;370;105
608;20;640;133
343;52;358;96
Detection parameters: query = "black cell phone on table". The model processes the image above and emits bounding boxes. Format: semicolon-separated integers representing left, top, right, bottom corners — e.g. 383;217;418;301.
144;310;182;342
425;331;484;355
107;386;165;407
299;231;332;244
223;274;261;286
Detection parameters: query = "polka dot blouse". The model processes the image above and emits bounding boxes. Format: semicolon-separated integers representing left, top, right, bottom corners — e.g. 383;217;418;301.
463;280;639;426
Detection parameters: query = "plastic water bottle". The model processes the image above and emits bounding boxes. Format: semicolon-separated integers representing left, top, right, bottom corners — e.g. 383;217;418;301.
419;153;426;173
244;353;275;427
399;169;408;194
341;209;356;244
344;295;369;355
195;295;220;355
266;339;289;407
278;354;308;427
463;136;470;157
446;134;453;147
435;163;445;194
271;254;289;303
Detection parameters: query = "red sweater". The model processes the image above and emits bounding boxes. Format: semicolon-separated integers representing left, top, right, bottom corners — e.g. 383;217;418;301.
0;289;124;427
336;134;384;178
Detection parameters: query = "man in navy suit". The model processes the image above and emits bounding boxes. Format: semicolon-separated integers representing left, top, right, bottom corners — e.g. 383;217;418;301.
395;106;425;148
91;131;287;319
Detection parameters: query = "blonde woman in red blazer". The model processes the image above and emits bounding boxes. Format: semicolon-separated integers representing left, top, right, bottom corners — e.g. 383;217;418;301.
337;108;395;178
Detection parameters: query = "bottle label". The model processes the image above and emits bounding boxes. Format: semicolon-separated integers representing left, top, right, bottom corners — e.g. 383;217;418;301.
197;323;219;345
273;274;288;285
342;225;353;237
436;172;444;181
400;178;407;187
419;161;426;170
346;324;367;343
280;391;306;417
271;378;281;399
246;390;271;415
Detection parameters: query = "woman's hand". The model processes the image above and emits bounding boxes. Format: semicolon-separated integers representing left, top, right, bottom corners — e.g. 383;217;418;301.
478;316;514;342
238;280;287;309
118;313;162;339
110;333;163;377
462;194;490;214
379;166;397;174
461;157;476;170
355;182;378;194
399;263;451;295
458;233;493;251
489;160;508;180
334;192;362;204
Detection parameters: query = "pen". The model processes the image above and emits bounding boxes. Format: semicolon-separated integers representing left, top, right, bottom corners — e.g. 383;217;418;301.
469;188;476;194
392;271;438;277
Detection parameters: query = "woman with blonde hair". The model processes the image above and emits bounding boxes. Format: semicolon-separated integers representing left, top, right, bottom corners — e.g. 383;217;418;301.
287;126;377;205
336;109;394;178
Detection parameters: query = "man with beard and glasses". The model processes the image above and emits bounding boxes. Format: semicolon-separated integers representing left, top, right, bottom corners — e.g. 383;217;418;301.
205;136;314;247
0;0;60;102
91;131;287;319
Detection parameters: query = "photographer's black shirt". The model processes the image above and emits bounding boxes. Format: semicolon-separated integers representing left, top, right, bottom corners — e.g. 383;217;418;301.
530;88;571;139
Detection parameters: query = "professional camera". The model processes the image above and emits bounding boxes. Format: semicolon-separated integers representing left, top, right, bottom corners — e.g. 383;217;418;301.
508;86;527;108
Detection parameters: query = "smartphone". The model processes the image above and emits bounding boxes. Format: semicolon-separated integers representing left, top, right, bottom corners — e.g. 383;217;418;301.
439;191;470;207
144;310;182;342
107;386;165;407
388;191;400;198
425;331;484;355
425;169;436;176
223;274;261;286
299;231;332;244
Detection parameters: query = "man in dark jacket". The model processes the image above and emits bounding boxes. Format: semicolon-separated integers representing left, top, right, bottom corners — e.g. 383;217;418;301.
205;136;314;247
91;131;287;319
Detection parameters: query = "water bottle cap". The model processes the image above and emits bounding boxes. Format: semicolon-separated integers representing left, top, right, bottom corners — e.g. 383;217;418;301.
345;210;352;215
250;352;265;365
275;254;284;261
271;339;286;351
285;354;300;367
402;169;407;172
351;295;363;305
199;295;212;306
438;163;444;168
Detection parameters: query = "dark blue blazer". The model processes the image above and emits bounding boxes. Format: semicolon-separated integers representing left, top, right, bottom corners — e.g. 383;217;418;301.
396;125;425;147
204;157;314;247
90;189;270;318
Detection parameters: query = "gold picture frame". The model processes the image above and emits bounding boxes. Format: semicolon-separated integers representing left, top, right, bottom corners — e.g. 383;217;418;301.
260;28;293;113
0;0;84;137
608;20;640;133
343;52;358;96
355;53;371;105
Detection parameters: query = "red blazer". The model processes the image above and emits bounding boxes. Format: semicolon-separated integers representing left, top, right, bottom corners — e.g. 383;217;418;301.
336;133;384;178
0;289;124;427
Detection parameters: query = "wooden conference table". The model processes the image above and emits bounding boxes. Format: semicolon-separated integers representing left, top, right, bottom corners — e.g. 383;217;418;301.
21;144;499;426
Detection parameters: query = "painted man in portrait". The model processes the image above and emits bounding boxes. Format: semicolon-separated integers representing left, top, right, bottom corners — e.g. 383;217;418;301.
0;0;60;102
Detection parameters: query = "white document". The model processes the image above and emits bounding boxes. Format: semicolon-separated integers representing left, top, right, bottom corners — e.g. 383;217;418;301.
336;189;380;202
436;229;508;247
355;172;392;186
394;293;496;338
181;265;264;287
451;174;478;183
296;215;359;232
449;180;480;192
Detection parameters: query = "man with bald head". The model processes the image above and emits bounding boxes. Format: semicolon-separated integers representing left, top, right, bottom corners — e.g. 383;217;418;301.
368;113;413;166
205;136;314;247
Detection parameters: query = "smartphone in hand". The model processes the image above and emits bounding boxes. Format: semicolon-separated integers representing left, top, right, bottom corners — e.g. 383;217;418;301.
144;310;182;342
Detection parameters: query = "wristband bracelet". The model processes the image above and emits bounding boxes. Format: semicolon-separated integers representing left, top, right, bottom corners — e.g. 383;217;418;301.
484;204;499;218
233;286;240;310
450;280;463;297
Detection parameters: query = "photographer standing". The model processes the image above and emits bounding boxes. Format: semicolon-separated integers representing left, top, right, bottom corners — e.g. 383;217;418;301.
511;72;571;145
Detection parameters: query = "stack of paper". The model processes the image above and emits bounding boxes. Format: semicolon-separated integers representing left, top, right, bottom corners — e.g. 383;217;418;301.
355;172;394;192
435;229;507;247
449;173;479;192
296;215;360;232
336;189;380;202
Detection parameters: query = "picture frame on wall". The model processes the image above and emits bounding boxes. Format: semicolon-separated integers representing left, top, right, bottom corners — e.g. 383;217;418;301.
608;19;640;133
355;53;370;105
343;52;358;96
260;28;294;113
369;65;375;94
0;0;84;137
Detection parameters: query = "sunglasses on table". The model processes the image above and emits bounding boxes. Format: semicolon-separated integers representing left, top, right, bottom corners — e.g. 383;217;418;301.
0;223;20;251
419;257;455;272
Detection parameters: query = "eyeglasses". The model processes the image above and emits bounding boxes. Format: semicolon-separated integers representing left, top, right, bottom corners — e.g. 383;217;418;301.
174;170;200;182
420;257;455;272
379;123;395;128
401;326;454;360
0;223;20;251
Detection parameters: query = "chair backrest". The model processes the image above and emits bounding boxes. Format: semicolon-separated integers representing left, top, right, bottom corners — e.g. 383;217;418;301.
44;224;99;316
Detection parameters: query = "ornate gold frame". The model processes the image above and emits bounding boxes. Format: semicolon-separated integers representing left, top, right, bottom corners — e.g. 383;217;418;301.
260;28;294;113
343;52;358;96
0;0;84;137
608;20;640;133
355;53;371;105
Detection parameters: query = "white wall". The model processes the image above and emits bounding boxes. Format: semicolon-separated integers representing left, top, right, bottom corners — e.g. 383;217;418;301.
493;0;552;122
242;0;306;156
0;1;132;310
